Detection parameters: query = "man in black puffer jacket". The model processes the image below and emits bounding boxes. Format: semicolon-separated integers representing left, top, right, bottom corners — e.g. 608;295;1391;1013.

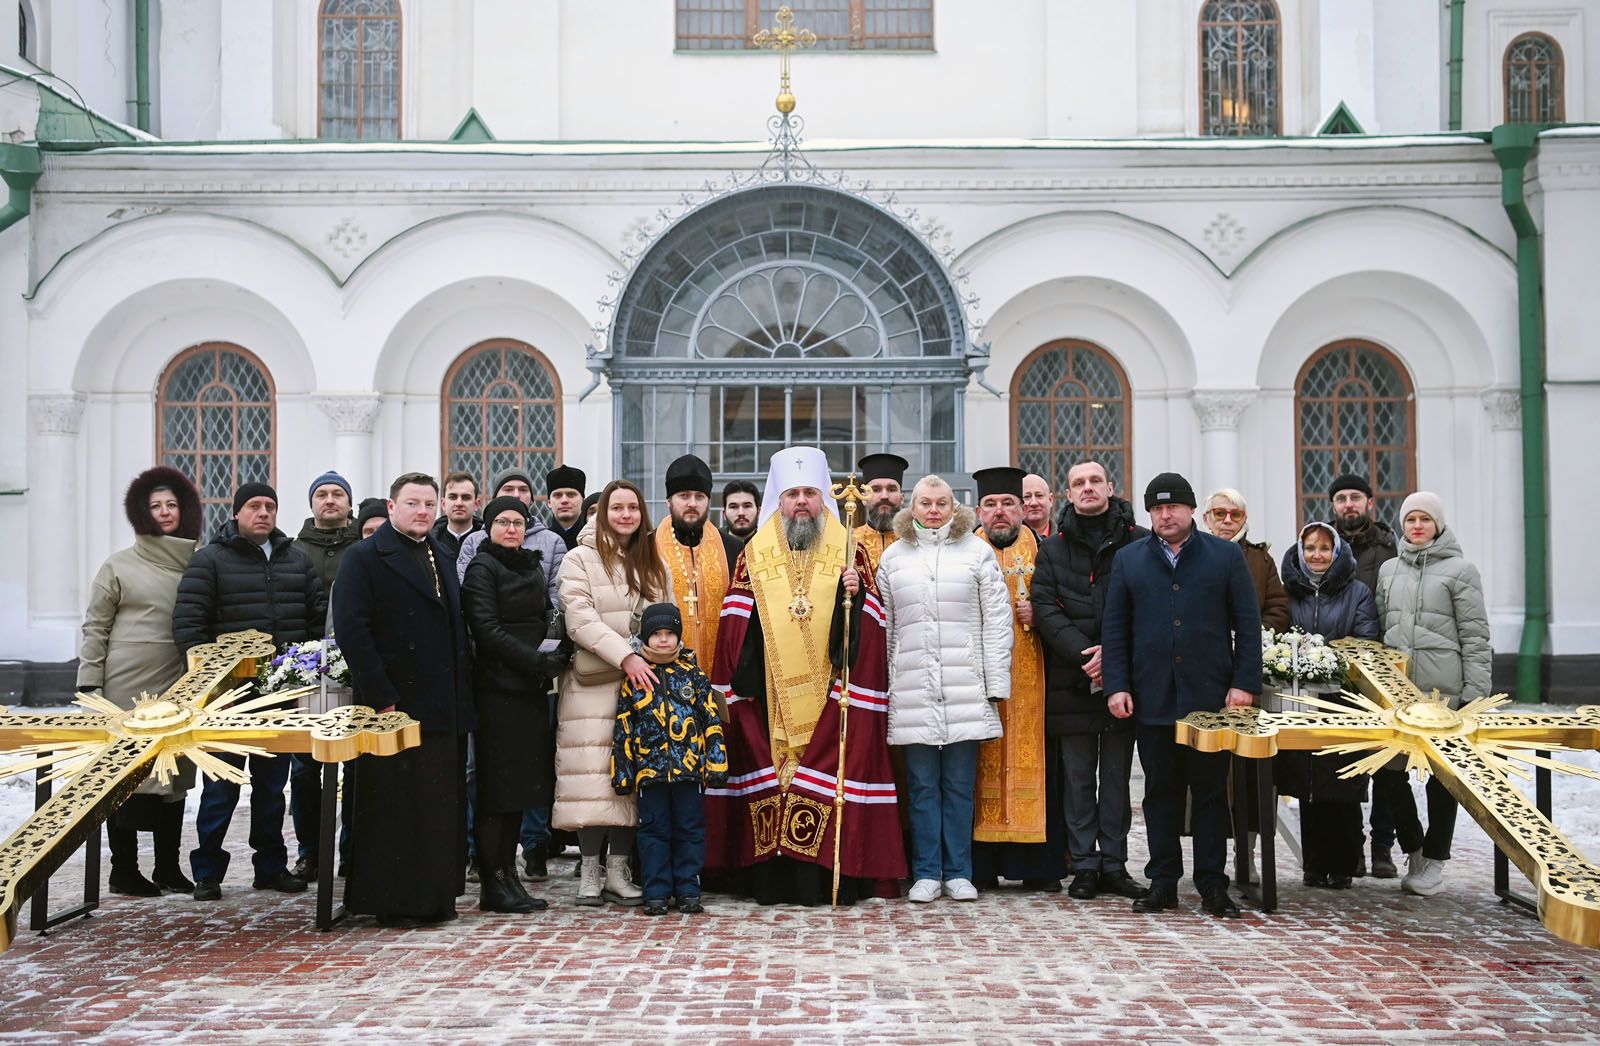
172;482;326;901
1032;461;1149;902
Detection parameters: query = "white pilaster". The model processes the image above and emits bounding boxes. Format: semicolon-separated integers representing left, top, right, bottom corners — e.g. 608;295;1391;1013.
28;393;86;624
313;394;383;500
1481;387;1525;650
1191;390;1256;504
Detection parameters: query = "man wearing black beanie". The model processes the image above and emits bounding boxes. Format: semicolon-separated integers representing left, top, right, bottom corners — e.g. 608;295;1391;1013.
1099;471;1261;919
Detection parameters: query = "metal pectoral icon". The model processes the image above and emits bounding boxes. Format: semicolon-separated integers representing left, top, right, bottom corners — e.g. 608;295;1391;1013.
1176;638;1600;948
0;630;421;952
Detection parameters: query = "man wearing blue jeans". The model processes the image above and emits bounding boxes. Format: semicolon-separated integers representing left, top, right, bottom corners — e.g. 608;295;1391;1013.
192;752;293;887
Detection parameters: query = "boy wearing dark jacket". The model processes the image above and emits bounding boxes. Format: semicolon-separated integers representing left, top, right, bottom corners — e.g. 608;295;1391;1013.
612;603;727;915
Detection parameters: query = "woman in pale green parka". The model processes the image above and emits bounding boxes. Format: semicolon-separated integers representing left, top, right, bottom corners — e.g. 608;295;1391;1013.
77;466;203;897
1373;490;1491;901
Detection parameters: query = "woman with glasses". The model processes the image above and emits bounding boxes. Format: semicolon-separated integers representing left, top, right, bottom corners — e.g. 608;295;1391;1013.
461;496;573;913
1202;489;1290;632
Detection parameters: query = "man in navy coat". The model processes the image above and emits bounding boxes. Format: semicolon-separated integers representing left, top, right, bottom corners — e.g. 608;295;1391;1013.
1102;471;1261;918
333;472;476;927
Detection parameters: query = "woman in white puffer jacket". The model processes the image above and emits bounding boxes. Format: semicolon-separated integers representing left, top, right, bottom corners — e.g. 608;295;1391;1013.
877;475;1013;904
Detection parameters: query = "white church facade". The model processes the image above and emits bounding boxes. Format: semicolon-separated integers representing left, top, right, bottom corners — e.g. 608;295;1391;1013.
1;1;1597;699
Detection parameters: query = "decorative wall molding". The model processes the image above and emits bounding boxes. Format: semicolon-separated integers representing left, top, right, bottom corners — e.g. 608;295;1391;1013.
313;394;383;434
1481;387;1523;431
29;393;87;436
325;217;369;259
1201;212;1247;257
1191;389;1257;431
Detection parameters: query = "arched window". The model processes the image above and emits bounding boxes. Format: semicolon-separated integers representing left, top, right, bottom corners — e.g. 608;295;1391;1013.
1011;339;1132;499
1200;1;1281;136
1295;340;1415;530
1504;32;1565;123
318;0;401;139
18;2;35;62
442;340;562;503
156;343;276;540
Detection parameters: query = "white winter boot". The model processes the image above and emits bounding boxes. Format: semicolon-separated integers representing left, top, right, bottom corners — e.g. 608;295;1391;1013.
1401;851;1447;896
575;855;604;907
603;854;643;906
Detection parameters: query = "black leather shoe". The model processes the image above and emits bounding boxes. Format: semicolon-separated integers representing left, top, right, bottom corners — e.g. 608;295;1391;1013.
1325;875;1353;890
253;871;309;894
193;879;222;901
479;869;538;914
1303;872;1330;888
109;867;162;898
1066;870;1100;899
678;897;704;914
643;900;669;916
291;856;316;881
1099;871;1150;900
1132;883;1178;912
153;865;195;894
1201;887;1242;919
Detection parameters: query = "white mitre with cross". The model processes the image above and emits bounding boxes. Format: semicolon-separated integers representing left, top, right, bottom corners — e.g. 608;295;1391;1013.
757;446;839;528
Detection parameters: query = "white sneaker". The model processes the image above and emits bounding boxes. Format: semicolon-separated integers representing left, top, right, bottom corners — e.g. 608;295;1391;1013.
942;878;979;901
907;878;941;903
1401;855;1447;897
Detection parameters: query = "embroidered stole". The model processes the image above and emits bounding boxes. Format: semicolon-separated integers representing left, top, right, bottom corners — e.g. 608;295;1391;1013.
854;524;897;577
974;526;1048;843
654;519;729;670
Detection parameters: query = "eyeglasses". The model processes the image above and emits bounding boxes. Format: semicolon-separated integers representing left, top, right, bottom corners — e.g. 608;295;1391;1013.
1208;508;1246;521
491;518;527;530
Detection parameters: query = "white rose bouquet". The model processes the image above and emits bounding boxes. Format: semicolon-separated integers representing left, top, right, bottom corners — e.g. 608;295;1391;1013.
257;639;351;693
1261;628;1345;690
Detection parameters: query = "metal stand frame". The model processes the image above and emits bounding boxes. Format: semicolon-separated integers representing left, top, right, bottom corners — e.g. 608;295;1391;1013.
1494;754;1552;916
29;767;101;936
314;760;347;931
1231;755;1277;912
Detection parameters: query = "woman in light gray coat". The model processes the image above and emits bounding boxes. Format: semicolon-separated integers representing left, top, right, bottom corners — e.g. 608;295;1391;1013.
877;475;1013;904
77;466;202;897
1373;490;1491;899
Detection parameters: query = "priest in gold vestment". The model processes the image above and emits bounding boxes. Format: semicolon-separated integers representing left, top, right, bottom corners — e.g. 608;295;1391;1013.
654;455;743;701
968;467;1062;890
853;453;907;576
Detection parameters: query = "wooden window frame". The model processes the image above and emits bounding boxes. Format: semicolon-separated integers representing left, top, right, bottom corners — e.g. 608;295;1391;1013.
155;342;277;538
1198;0;1283;137
1010;338;1134;501
675;1;934;52
440;339;564;509
1503;31;1565;124
316;0;403;140
1293;339;1417;531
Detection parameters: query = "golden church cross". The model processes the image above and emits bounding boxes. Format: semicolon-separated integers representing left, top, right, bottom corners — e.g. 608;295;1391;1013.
0;630;421;952
1176;638;1600;947
1002;553;1035;633
753;5;816;114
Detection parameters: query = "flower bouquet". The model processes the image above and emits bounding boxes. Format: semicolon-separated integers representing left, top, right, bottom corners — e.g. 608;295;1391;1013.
257;638;353;714
1260;628;1346;713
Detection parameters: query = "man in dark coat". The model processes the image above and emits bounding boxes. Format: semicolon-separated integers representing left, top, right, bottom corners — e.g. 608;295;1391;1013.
545;464;587;552
1328;472;1401;879
1102;472;1261;918
172;482;326;900
289;468;361;879
1031;460;1149;901
333;472;475;927
431;470;484;559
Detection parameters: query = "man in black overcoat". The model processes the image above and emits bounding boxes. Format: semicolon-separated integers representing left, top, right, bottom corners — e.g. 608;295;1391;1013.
1101;472;1261;919
332;472;476;927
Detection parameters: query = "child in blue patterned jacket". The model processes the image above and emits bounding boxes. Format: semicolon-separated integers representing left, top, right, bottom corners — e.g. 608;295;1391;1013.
612;602;728;915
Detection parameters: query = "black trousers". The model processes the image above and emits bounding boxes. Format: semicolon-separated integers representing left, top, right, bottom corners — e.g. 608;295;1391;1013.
1301;800;1363;877
1374;768;1458;861
1136;725;1230;892
1060;729;1135;875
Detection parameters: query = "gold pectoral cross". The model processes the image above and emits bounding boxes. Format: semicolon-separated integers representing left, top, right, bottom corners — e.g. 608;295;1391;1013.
0;629;421;952
1176;638;1600;948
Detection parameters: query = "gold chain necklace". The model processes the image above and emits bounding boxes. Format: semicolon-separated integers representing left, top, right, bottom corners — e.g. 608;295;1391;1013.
671;537;700;618
786;544;816;621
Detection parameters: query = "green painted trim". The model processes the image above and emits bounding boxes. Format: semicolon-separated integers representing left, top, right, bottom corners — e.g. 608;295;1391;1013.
134;0;152;133
1490;122;1550;702
448;108;496;142
1449;0;1465;132
1317;102;1365;135
0;142;43;235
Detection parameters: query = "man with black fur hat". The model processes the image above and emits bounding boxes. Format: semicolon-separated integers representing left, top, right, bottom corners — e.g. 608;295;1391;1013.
172;481;326;901
656;454;742;689
1101;471;1261;919
854;452;908;574
545;465;588;551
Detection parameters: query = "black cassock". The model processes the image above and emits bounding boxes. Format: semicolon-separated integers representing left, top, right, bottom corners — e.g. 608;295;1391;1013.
332;521;475;920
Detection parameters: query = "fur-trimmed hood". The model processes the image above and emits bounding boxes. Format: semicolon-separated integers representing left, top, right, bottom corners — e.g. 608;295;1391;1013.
125;466;202;540
891;502;976;543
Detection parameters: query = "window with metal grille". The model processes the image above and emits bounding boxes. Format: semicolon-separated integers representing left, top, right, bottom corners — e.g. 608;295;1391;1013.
1011;339;1132;502
156;343;276;541
1295;340;1415;531
18;3;32;62
318;0;401;140
609;183;968;516
442;340;562;506
1504;32;1565;124
1199;0;1281;136
677;1;933;51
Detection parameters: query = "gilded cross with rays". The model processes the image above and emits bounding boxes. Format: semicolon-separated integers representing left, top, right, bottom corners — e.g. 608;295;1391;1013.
0;629;421;952
753;5;816;114
1176;638;1600;947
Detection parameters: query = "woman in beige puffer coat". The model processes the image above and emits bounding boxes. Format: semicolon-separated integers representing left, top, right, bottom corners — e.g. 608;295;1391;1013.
554;479;671;906
1372;490;1490;900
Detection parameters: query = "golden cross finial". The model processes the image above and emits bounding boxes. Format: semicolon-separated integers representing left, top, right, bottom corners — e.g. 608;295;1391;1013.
753;5;817;114
1176;638;1600;948
0;630;421;951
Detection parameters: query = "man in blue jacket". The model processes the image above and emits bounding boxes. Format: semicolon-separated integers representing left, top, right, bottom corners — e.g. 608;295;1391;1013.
1102;472;1261;918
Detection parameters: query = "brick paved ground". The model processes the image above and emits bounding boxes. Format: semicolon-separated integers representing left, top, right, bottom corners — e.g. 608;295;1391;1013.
3;757;1598;1042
